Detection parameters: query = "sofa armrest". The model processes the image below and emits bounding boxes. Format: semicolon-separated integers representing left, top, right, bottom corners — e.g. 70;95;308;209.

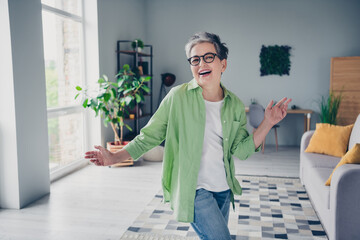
300;130;315;153
299;131;315;184
330;164;360;240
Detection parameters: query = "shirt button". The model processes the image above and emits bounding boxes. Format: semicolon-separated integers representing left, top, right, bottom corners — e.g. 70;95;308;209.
223;120;226;123
225;138;228;141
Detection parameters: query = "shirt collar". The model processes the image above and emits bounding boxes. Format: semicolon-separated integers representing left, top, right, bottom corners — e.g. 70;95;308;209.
187;78;231;99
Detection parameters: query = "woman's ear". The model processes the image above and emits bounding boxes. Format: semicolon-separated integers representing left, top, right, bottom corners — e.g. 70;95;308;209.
221;59;227;73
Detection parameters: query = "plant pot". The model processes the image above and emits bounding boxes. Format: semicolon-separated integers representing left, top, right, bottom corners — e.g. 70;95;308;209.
106;141;133;167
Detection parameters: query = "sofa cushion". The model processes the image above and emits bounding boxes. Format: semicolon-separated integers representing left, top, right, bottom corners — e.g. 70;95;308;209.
349;114;360;150
325;144;360;186
305;167;332;209
305;123;354;157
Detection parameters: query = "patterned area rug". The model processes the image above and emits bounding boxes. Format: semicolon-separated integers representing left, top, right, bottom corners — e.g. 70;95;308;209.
120;176;328;240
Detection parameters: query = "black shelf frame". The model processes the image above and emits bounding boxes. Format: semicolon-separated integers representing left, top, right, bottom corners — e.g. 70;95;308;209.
116;40;153;136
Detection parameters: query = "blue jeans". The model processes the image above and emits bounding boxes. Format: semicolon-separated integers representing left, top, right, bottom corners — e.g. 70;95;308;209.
190;188;231;240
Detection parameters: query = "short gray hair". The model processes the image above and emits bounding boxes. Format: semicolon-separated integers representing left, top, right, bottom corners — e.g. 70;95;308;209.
185;32;229;60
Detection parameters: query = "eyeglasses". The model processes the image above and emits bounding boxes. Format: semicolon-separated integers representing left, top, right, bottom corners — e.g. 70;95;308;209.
187;52;217;66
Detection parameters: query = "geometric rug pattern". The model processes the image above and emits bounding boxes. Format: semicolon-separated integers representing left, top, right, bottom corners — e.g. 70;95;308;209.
120;176;328;240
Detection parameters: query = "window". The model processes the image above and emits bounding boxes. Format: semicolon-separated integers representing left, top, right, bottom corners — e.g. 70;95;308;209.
42;0;86;171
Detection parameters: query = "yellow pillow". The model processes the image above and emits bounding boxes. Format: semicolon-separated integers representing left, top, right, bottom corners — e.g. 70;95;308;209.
325;144;360;186
305;123;354;157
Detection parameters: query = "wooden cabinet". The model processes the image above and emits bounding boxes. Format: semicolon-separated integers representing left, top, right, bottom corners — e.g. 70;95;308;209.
330;56;360;125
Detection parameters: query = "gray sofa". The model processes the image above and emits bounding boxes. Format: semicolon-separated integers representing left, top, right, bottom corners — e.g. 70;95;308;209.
300;114;360;240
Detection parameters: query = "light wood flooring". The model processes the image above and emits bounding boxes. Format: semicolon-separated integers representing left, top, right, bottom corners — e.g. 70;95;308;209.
0;145;300;240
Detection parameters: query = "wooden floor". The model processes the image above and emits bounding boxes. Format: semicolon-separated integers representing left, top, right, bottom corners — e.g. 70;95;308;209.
0;146;300;240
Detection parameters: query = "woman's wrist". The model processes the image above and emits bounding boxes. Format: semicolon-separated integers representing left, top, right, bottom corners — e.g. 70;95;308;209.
113;149;131;163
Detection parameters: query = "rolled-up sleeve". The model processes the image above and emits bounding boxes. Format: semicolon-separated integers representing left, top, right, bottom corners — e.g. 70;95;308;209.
230;106;261;160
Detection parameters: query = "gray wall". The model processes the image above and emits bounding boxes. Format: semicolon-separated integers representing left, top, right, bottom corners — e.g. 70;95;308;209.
145;0;360;146
97;0;360;146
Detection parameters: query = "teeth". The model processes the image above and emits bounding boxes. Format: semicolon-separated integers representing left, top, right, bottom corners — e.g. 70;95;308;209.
199;70;211;75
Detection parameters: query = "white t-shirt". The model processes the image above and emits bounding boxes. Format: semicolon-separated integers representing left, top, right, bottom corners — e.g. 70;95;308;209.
196;99;230;192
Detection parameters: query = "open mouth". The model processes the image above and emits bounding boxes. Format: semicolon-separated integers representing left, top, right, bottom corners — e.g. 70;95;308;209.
199;70;212;77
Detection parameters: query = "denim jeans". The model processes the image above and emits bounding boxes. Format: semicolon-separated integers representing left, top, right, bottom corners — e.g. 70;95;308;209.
190;188;231;240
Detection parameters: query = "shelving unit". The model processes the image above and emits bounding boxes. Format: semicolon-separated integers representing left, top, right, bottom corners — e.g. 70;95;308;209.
116;40;153;137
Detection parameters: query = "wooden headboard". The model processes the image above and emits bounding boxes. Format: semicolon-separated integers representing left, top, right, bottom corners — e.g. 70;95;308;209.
330;56;360;125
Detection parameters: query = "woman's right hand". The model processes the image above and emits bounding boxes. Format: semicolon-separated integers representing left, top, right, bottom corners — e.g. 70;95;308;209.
85;145;117;166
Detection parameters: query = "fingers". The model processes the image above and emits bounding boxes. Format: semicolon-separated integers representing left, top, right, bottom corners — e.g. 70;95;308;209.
281;98;292;111
85;150;98;155
266;100;274;110
275;97;288;107
94;145;106;150
284;98;292;107
95;145;108;154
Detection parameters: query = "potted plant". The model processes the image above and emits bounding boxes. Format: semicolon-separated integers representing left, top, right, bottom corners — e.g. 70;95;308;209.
131;39;148;75
131;39;144;52
319;91;342;125
75;64;151;166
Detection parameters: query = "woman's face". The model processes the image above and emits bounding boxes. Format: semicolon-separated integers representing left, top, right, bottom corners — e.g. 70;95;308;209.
189;42;227;89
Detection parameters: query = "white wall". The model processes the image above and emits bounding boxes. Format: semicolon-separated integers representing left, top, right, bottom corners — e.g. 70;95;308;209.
0;0;20;209
0;0;50;208
144;0;360;146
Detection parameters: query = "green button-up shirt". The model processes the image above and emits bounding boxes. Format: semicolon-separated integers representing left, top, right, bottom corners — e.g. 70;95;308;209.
124;78;259;223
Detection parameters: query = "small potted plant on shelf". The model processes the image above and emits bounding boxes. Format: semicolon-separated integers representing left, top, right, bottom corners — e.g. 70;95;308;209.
131;39;144;52
75;64;151;166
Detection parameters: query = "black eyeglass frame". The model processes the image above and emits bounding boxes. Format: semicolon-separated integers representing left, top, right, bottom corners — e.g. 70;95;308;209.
187;52;218;66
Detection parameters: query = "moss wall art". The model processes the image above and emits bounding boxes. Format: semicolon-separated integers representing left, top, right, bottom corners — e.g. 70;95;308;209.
260;45;291;76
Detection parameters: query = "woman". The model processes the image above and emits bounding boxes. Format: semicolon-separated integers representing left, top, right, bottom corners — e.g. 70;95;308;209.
85;32;291;240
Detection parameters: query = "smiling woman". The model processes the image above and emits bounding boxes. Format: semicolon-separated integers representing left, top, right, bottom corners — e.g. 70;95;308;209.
85;32;291;240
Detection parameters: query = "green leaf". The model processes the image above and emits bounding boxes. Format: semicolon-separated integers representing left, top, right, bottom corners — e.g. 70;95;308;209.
135;93;142;103
110;88;117;98
74;93;80;100
103;75;108;82
97;92;105;99
141;85;150;93
103;93;111;102
117;79;125;87
82;99;88;108
125;124;132;132
123;64;130;71
111;82;118;87
76;86;82;91
144;76;151;81
123;89;133;95
98;78;105;84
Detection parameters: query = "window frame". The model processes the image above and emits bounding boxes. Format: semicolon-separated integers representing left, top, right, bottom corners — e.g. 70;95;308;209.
42;0;89;179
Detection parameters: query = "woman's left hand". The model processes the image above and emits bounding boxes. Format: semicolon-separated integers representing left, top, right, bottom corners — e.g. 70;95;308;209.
264;97;292;126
